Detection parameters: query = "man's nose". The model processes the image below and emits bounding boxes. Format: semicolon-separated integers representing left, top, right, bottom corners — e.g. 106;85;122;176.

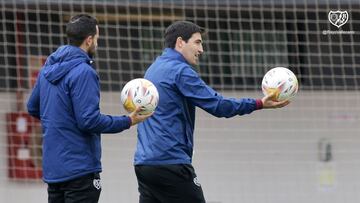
198;44;204;54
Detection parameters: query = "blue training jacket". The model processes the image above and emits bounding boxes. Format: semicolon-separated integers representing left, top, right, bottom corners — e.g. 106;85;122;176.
27;45;131;183
135;48;262;165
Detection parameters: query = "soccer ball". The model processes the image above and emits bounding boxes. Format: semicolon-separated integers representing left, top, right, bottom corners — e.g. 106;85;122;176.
120;78;159;115
261;67;298;101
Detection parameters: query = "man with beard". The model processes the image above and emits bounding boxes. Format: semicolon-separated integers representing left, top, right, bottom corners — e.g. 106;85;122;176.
27;14;151;203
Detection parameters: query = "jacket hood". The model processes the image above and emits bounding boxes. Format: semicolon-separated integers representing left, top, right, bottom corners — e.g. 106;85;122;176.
163;48;188;64
43;45;92;84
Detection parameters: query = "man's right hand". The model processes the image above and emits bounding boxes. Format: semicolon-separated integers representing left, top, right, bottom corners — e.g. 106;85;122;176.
129;107;153;126
261;92;290;109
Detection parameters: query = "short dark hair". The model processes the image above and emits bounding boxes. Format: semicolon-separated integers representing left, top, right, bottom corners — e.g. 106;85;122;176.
66;14;98;47
164;21;204;48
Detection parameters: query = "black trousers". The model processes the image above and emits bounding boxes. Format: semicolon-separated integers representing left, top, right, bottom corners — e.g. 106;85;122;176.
47;173;101;203
135;164;206;203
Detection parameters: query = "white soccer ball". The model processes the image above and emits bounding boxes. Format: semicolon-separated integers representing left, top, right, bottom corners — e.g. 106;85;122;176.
120;78;159;115
261;67;299;101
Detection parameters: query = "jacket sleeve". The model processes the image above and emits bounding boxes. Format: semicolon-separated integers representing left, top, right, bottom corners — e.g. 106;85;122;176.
69;66;131;134
175;66;259;118
27;76;41;119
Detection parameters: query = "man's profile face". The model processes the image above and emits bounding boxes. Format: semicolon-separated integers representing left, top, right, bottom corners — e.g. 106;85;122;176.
179;32;204;66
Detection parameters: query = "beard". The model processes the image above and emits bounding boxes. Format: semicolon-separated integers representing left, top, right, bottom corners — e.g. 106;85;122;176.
87;42;97;58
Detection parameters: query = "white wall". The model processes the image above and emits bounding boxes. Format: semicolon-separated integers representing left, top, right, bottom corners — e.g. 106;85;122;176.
0;91;359;203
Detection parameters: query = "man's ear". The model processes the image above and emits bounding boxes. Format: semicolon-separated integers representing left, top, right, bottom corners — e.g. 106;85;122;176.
175;37;184;49
84;35;93;47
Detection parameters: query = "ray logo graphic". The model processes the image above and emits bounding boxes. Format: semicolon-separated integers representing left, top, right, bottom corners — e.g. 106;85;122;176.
193;177;201;187
328;11;348;28
93;178;101;190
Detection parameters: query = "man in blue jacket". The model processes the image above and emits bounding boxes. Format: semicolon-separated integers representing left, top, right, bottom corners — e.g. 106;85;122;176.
134;21;290;203
27;14;151;203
